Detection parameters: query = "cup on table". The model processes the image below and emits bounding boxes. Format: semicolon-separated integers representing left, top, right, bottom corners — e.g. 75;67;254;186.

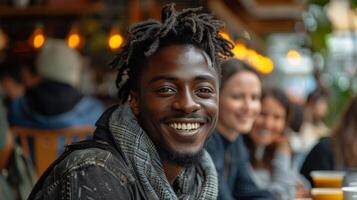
342;186;357;200
310;170;345;188
311;188;343;200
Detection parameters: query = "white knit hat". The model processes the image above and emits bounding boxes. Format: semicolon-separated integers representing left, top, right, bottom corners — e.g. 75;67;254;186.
36;38;82;87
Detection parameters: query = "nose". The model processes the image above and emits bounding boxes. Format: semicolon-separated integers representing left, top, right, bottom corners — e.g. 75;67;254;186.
263;116;275;131
242;96;257;113
172;88;201;113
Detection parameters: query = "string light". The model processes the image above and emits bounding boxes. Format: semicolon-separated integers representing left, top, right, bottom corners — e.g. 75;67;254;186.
219;31;234;43
231;42;274;74
108;27;124;51
29;25;46;49
67;25;84;49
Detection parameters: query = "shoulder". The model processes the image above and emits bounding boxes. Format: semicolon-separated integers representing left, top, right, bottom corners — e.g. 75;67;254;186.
57;146;133;181
206;130;224;155
35;147;136;199
313;137;332;153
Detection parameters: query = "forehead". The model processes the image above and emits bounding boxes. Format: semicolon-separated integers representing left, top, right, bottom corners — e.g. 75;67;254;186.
262;96;286;115
142;45;218;81
223;71;261;91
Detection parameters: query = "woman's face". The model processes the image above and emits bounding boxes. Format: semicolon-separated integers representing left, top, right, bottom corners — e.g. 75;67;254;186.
250;96;287;145
218;70;262;135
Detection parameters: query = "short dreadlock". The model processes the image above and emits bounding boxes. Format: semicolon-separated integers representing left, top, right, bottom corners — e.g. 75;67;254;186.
110;3;234;104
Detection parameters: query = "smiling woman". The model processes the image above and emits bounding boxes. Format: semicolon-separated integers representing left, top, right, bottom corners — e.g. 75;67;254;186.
206;58;276;199
244;87;296;200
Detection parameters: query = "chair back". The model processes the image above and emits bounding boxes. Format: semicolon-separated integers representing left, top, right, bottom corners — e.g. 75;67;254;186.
10;126;95;175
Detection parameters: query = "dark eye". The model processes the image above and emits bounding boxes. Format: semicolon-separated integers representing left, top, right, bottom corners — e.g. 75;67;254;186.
231;93;243;100
157;87;176;96
196;87;214;98
252;94;261;101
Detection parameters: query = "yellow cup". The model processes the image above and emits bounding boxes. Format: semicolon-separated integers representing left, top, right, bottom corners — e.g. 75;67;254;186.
311;188;343;200
310;171;345;188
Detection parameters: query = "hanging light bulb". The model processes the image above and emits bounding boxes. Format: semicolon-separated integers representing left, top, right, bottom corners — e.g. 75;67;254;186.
29;25;46;49
0;28;8;50
286;49;301;66
108;27;124;51
67;25;84;49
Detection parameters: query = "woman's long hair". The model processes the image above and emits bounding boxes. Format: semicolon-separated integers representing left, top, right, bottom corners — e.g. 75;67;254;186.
245;87;292;169
332;96;357;168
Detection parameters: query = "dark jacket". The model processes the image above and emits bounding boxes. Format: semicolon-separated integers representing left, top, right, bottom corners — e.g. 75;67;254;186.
206;129;275;200
300;137;335;186
29;106;146;200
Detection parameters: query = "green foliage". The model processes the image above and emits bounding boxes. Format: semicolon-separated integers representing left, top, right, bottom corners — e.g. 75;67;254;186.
325;81;354;126
351;0;357;8
308;0;330;6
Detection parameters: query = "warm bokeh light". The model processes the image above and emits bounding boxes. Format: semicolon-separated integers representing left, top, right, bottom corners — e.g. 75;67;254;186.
33;33;45;49
259;57;274;74
108;33;123;50
219;31;234;43
232;42;247;60
67;25;83;49
0;29;8;50
286;49;301;65
68;33;81;48
231;42;274;74
30;27;46;49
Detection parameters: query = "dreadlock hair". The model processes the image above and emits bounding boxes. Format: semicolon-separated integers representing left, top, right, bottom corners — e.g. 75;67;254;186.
110;3;233;104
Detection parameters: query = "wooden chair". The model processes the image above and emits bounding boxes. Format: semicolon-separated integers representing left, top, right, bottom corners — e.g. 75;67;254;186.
10;126;95;176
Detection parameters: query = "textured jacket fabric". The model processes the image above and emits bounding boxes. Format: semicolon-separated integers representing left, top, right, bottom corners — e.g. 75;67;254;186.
206;129;275;200
29;105;144;200
29;105;218;200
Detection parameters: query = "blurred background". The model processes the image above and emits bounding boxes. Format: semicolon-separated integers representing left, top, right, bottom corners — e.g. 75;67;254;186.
0;0;356;122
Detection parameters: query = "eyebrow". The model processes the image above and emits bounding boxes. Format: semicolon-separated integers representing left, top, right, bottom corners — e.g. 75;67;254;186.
148;74;216;84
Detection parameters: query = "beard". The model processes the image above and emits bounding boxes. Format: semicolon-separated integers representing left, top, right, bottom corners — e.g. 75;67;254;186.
155;141;207;167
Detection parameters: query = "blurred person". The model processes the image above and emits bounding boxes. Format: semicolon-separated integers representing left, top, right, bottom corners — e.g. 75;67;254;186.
299;88;330;154
8;38;104;128
28;4;233;199
244;87;297;199
0;94;15;200
0;57;26;104
206;58;275;199
0;94;36;200
300;96;357;186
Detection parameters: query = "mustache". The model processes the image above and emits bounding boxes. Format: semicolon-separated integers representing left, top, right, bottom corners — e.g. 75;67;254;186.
161;113;210;122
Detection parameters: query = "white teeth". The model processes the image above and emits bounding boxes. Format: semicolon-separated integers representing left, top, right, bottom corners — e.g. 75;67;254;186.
168;122;201;131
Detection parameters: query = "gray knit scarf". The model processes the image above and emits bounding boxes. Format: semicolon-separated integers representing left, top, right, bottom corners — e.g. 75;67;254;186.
108;104;218;200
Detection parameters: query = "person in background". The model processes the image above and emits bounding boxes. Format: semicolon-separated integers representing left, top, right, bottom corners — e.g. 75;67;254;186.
299;88;330;154
8;38;104;128
0;94;36;200
300;96;357;186
244;87;295;200
28;4;233;199
0;56;26;105
0;95;15;200
206;58;275;199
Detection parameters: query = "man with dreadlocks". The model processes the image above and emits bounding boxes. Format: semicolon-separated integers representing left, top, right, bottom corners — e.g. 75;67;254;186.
28;3;232;200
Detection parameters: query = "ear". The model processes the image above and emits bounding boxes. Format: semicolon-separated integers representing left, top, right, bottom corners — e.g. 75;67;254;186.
130;91;140;115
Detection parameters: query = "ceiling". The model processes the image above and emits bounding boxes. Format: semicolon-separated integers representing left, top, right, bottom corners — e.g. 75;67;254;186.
208;0;305;37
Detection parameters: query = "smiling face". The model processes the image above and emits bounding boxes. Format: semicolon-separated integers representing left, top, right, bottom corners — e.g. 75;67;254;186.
251;96;287;145
217;70;261;139
130;44;219;166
